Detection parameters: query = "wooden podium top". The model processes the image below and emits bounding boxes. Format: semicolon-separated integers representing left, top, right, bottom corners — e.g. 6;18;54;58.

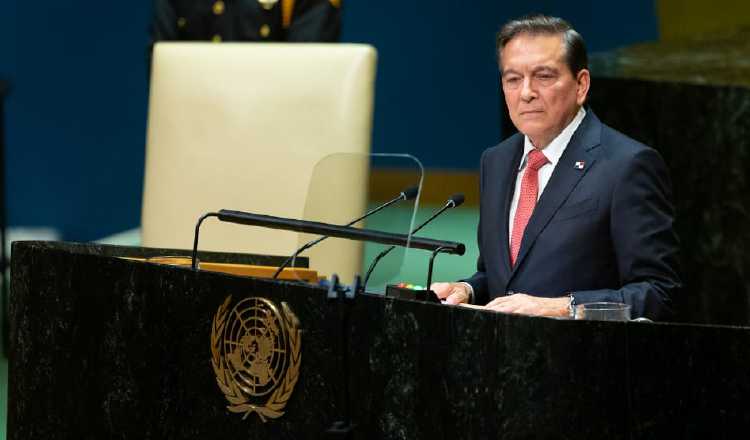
123;256;320;283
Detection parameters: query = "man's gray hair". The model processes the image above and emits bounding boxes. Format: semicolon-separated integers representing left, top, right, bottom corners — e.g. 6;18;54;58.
496;14;588;76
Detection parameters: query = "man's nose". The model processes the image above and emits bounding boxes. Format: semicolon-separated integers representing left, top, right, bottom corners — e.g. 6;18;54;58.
520;77;536;102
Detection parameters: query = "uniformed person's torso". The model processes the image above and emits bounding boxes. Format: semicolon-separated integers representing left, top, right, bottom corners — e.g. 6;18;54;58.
165;0;341;42
171;0;286;42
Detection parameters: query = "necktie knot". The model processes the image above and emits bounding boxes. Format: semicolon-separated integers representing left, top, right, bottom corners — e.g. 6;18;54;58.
527;149;548;171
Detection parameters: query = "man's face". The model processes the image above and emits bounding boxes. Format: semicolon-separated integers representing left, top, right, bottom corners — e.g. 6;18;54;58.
500;33;590;148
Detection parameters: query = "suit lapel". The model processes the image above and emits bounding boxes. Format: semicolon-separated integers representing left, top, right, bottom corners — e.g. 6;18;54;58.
497;138;524;275
510;112;603;277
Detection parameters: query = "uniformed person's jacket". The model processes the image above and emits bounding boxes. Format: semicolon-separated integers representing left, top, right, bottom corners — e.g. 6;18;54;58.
148;0;341;75
152;0;341;43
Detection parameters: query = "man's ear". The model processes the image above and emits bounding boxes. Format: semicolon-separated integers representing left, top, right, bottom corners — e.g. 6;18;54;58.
576;69;591;106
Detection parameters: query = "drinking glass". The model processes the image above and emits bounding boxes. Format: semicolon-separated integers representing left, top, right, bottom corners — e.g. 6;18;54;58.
575;302;631;321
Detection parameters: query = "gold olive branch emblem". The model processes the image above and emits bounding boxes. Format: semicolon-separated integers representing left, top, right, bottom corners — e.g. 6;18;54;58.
211;296;301;422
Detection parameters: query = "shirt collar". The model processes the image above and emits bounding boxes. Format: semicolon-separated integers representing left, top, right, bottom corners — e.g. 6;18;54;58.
519;107;587;171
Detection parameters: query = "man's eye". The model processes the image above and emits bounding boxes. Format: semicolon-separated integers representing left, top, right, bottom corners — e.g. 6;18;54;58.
536;73;555;81
504;77;521;85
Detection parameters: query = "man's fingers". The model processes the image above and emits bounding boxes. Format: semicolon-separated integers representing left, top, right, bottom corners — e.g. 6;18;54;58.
485;293;530;308
445;291;466;305
485;298;501;307
485;296;510;308
485;301;513;312
430;282;452;299
484;293;528;313
431;282;469;304
484;293;555;316
485;302;525;315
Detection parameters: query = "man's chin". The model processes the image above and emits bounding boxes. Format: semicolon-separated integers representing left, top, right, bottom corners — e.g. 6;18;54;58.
515;122;547;137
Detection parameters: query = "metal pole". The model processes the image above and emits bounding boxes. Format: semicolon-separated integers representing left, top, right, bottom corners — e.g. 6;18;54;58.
1;80;9;358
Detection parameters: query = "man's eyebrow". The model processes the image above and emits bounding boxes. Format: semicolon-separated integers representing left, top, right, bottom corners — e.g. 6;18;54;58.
501;69;521;77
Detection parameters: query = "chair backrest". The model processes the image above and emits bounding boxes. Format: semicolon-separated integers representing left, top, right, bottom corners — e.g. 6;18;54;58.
142;42;377;281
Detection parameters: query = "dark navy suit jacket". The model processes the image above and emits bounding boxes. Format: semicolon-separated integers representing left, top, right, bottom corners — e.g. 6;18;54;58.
465;111;681;320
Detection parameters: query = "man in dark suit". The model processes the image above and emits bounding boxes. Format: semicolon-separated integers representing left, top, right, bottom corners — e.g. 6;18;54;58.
432;15;681;321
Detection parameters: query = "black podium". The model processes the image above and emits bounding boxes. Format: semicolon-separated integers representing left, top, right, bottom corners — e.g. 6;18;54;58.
8;241;750;439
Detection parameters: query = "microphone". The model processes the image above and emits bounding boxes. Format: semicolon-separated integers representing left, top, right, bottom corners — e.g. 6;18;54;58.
271;185;420;279
362;193;465;291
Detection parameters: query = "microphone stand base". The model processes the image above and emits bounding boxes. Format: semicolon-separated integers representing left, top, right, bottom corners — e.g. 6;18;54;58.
385;285;441;303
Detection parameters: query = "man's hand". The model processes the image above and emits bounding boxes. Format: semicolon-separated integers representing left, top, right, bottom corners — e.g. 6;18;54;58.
430;282;471;305
484;293;569;317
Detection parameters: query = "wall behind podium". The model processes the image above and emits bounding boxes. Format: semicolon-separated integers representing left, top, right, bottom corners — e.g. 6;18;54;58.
0;1;658;242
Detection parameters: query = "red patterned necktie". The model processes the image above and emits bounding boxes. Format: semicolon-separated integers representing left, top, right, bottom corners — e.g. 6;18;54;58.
510;149;549;267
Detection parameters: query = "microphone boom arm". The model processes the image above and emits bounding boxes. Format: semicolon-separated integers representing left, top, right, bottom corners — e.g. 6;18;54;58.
216;210;464;254
189;209;465;278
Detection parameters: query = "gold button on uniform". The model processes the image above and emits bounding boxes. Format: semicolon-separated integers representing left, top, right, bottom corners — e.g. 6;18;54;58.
258;0;278;10
177;17;187;28
260;24;271;38
212;34;222;42
213;0;225;15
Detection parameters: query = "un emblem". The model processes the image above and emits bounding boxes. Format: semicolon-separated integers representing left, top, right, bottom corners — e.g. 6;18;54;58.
210;296;301;422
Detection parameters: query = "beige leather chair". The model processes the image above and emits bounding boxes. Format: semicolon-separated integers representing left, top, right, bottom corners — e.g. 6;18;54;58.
142;43;377;282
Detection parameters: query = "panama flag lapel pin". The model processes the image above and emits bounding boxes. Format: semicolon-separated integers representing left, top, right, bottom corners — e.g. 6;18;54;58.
574;161;585;170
